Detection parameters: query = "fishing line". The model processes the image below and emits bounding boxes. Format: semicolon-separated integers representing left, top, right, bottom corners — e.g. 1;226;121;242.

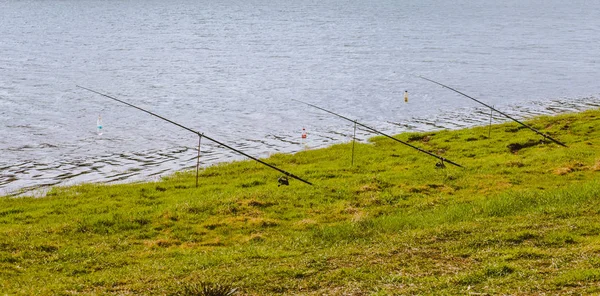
415;75;568;147
77;86;313;186
292;99;464;168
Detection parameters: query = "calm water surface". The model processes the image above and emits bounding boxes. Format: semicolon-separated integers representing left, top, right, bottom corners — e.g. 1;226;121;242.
1;0;599;195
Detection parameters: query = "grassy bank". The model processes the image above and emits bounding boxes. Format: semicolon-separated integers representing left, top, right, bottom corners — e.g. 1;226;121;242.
2;109;600;295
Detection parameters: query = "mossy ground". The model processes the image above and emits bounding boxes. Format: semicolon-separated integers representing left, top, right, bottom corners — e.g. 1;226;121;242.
2;109;600;295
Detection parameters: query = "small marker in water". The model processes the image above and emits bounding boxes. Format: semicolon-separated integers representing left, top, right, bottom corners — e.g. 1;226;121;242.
97;114;103;135
404;90;408;103
301;127;308;150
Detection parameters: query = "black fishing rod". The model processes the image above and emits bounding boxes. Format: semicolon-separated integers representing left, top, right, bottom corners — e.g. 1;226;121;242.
292;99;463;168
416;75;568;147
77;86;313;186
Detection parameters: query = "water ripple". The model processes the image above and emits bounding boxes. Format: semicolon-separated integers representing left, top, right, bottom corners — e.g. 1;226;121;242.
2;96;598;196
2;0;600;196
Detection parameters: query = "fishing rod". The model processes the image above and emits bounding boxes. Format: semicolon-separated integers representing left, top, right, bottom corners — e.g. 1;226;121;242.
77;86;313;186
292;99;463;168
416;75;568;147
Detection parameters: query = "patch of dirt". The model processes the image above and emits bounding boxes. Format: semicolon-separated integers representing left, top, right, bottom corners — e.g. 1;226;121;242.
553;167;574;176
295;219;317;227
358;184;380;192
506;161;525;168
507;139;543;153
505;126;523;133
408;134;432;142
238;199;275;208
553;162;586;175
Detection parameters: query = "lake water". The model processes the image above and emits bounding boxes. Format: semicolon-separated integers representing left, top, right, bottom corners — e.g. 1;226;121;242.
1;0;599;195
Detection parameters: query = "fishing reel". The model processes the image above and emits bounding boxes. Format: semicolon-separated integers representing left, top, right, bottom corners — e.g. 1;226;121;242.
435;160;446;169
278;176;289;187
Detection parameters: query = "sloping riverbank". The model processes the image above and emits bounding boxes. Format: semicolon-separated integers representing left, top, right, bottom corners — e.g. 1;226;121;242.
1;109;600;295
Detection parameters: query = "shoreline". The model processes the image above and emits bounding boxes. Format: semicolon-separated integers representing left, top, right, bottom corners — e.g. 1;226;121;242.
3;96;600;198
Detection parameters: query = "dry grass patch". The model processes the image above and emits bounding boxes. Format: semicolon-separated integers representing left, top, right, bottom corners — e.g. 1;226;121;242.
553;162;586;175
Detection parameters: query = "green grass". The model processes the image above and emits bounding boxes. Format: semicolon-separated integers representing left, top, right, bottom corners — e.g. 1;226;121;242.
2;109;600;295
